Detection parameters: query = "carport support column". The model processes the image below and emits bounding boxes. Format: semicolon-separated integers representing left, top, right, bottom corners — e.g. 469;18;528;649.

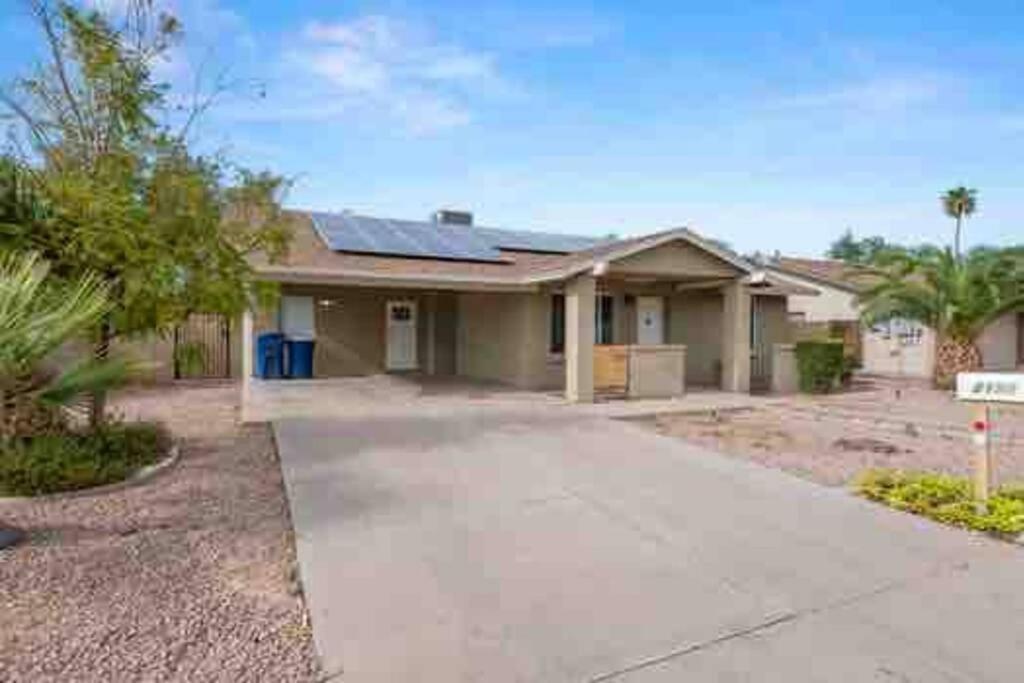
721;281;751;393
565;274;596;402
240;308;254;422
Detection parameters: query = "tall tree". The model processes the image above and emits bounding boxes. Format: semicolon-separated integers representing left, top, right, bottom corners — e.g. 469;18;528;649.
941;186;977;261
859;246;1024;387
1;1;290;424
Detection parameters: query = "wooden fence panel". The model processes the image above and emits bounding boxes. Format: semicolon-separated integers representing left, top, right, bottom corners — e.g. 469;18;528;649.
594;345;629;392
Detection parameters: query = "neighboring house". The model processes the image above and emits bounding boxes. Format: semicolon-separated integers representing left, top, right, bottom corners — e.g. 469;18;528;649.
242;209;809;402
765;256;1024;379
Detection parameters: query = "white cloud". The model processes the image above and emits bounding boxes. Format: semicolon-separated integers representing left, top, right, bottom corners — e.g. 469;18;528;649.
280;14;503;134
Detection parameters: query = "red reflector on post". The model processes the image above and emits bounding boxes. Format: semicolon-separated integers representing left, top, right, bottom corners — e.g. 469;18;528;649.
972;420;988;432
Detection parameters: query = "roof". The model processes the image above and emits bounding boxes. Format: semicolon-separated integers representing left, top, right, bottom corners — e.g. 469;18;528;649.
310;212;609;263
766;257;882;293
253;211;756;291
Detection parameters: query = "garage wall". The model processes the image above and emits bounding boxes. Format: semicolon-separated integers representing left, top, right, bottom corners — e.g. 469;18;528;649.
266;285;457;378
977;310;1021;370
456;291;562;390
769;271;860;323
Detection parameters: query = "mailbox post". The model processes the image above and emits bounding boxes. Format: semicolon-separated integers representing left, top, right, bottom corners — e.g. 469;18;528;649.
956;373;1024;505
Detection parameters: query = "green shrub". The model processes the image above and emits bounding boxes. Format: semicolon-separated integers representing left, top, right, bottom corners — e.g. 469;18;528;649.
794;340;846;393
853;469;1024;539
0;422;171;496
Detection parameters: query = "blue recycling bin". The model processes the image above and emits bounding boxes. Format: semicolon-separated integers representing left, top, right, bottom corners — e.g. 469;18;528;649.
255;332;285;378
285;338;316;379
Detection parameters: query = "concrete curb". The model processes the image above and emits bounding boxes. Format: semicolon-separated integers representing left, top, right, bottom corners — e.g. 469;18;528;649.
0;443;180;505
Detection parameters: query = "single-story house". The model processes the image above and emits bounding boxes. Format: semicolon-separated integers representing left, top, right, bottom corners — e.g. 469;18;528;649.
764;256;1024;378
241;209;811;402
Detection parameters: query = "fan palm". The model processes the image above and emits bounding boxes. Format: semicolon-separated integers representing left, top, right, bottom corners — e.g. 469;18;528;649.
941;187;977;261
859;246;1024;388
0;251;128;441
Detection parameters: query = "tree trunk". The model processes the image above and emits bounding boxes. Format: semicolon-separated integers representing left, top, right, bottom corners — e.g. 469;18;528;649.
933;335;981;389
89;315;113;428
954;212;963;261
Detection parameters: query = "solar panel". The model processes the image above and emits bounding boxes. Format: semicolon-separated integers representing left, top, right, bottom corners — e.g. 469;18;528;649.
311;213;506;262
310;212;608;262
472;226;605;253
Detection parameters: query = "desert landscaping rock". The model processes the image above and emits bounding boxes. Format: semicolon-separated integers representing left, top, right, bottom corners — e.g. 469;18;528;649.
0;383;317;681
652;377;1024;487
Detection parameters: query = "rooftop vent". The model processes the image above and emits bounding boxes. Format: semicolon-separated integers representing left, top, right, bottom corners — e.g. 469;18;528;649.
433;209;473;226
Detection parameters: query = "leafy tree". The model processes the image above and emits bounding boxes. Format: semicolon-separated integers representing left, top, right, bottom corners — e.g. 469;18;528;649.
858;246;1024;387
0;1;290;424
0;252;128;441
941;186;977;261
826;229;903;265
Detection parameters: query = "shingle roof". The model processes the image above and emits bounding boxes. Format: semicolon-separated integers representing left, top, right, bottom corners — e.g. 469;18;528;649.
769;257;882;293
253;211;753;289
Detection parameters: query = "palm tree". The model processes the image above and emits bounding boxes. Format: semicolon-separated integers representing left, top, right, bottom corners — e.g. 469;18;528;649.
0;251;128;441
859;246;1024;387
941;187;977;261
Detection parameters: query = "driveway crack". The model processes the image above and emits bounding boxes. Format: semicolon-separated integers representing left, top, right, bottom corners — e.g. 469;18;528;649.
587;560;973;682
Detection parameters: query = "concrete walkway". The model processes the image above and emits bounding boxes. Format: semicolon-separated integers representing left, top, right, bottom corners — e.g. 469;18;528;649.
275;399;1024;682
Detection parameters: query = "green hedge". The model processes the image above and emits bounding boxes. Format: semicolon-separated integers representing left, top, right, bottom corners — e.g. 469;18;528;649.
0;422;171;496
854;469;1024;538
794;340;846;393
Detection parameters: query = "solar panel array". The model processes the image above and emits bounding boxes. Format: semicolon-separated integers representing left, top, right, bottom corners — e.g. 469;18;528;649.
311;212;606;262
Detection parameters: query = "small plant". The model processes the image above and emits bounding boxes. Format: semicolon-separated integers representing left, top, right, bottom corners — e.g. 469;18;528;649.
854;469;1024;539
0;421;170;496
174;341;207;378
794;340;845;393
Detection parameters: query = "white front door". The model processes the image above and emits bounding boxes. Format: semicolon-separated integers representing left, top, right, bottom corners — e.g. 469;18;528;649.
386;300;418;370
636;296;664;345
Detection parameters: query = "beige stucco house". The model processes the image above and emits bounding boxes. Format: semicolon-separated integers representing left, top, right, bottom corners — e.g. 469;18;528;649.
240;210;807;402
766;256;1023;379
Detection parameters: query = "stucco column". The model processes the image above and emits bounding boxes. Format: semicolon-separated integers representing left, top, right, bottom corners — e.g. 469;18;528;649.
721;281;751;393
425;294;437;376
565;275;596;402
240;307;254;422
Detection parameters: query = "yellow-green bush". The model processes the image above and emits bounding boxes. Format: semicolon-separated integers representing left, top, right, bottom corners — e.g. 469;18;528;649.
854;469;1024;538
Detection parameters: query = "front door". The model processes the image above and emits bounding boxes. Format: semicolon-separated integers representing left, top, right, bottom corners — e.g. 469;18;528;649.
636;297;664;345
386;301;418;371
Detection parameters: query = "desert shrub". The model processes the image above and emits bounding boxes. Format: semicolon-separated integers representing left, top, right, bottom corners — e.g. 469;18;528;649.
0;421;170;496
794;341;846;393
853;469;1024;539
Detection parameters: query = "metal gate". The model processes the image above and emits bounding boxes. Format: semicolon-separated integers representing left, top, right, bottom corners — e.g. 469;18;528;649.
173;313;232;379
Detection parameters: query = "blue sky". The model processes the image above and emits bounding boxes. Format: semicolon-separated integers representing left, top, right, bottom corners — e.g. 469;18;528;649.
2;1;1023;256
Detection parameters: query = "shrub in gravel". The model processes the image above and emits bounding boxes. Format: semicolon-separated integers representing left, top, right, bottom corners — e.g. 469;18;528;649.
854;469;1024;539
794;341;845;393
0;422;171;496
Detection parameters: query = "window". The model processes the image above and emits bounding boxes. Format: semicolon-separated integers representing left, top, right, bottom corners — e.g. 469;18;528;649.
550;294;565;354
550;293;616;352
595;294;614;345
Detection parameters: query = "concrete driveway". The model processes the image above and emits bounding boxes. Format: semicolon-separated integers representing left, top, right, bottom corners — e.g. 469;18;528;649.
274;388;1024;682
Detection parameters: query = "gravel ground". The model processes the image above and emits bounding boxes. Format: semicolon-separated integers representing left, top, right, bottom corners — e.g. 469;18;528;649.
650;376;1024;487
0;382;318;682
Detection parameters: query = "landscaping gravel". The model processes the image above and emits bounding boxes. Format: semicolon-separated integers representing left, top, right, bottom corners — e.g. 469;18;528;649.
0;382;317;682
650;376;1024;487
